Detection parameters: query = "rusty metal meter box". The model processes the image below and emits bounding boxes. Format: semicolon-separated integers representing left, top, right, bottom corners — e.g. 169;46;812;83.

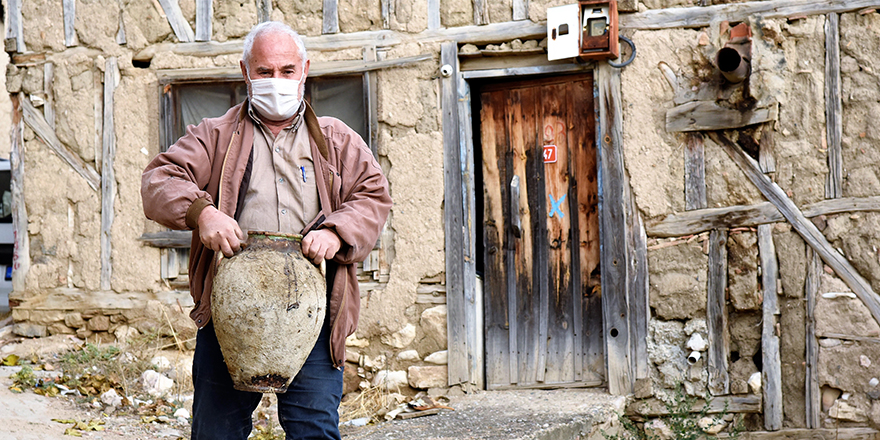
547;0;619;62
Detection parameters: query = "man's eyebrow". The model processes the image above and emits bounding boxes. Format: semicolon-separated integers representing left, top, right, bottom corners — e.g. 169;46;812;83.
281;64;298;71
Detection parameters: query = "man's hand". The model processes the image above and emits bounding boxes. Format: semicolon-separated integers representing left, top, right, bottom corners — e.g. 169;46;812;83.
198;206;246;257
301;229;342;265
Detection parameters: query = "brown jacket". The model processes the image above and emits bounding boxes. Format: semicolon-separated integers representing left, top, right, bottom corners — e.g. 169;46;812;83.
141;102;391;368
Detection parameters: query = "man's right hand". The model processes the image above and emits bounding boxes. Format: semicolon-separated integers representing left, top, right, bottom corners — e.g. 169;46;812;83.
198;206;246;257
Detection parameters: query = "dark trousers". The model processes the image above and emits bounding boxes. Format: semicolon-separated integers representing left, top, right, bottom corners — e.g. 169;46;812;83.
191;321;343;440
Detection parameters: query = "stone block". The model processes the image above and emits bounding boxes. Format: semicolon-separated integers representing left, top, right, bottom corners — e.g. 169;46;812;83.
87;315;111;331
29;309;65;324
397;349;421;362
64;312;85;328
76;328;93;339
420;305;447;349
407;365;447;389
424;350;447;365
13;323;47;338
343;364;360;395
727;231;760;311
113;325;139;343
48;323;75;335
372;370;408;391
381;323;416;348
11;309;29;322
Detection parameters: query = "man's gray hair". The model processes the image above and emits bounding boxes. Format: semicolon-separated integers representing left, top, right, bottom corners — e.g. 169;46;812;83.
242;21;308;69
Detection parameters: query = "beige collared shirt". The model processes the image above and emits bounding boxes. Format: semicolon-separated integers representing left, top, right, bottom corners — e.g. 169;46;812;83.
237;108;320;234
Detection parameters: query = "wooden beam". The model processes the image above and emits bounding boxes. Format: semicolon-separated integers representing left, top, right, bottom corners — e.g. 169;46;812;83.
461;63;592;79
323;0;339;34
717;428;880;440
474;0;490;25
43;63;55;129
156;53;433;83
817;332;880;344
196;0;212;41
441;42;469;387
759;127;777;173
667;100;779;132
133;20;548;61
825;13;842;199
63;0;77;47
363;47;379;156
157;0;195;43
457;70;482;390
513;0;529;21
20;97;100;192
627;395;761;416
428;0;441;30
685;132;707;210
5;0;24;53
759;224;782;431
620;0;880;30
647;196;880;237
101;58;118;291
138;231;193;248
707;228;730;395
709;131;880;327
9;95;29;293
805;249;820;429
597;63;633;395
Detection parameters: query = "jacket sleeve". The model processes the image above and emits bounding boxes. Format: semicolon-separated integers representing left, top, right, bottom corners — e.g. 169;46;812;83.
320;126;391;265
141;120;220;231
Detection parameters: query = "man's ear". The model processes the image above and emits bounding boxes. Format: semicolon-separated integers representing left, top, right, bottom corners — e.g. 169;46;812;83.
240;60;249;81
303;59;310;79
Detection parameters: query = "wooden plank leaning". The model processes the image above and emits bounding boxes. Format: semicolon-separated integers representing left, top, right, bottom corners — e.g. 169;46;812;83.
708;131;880;326
20;97;100;191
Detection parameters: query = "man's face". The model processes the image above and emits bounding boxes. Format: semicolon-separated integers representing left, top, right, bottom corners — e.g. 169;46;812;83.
240;31;309;98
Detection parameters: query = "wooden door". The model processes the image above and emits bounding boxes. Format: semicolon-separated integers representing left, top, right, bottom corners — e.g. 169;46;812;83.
481;74;603;389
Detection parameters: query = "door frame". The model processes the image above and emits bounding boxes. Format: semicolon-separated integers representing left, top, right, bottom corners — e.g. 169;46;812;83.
440;42;647;395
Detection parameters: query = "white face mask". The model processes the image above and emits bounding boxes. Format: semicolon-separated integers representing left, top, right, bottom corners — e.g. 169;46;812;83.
248;77;303;121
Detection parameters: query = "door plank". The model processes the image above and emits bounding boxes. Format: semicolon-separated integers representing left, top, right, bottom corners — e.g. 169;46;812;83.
481;90;511;388
542;82;575;384
511;87;540;386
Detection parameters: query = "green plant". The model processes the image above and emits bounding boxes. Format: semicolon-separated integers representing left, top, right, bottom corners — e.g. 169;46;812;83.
602;383;742;440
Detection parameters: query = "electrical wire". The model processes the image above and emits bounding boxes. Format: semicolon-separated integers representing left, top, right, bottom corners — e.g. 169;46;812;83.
608;35;636;68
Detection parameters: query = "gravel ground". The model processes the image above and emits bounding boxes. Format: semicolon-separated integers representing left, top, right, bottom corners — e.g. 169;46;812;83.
340;388;626;440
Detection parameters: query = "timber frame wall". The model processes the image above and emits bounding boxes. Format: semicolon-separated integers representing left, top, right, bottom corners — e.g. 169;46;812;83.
7;0;880;433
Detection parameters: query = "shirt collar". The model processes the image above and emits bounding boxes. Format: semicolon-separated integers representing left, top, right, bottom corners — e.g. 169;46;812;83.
247;100;305;132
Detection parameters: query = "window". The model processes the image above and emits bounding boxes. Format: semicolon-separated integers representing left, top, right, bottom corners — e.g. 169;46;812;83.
160;74;373;152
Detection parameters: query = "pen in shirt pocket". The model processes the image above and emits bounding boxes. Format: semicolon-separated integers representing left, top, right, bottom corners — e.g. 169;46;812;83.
301;166;306;183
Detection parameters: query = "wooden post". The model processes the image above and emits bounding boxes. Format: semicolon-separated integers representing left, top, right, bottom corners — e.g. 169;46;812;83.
157;0;195;42
381;0;392;29
5;0;23;52
758;224;782;430
441;42;470;387
363;47;379;156
94;65;104;171
513;0;529;20
474;0;490;25
101;58;118;291
707;228;730;395
196;0;213;41
116;7;127;45
759;128;777;174
805;249;821;428
825;12;842;199
629;187;650;379
709;131;880;326
63;0;77;46
685;132;707;210
457;71;483;389
597;63;633;395
323;0;339;34
9;95;29;293
428;0;441;29
43;63;55;129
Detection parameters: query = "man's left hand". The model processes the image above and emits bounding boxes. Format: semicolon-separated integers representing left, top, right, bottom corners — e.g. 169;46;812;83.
302;229;342;264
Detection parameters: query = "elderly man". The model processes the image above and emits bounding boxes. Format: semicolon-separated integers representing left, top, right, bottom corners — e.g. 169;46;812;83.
141;21;391;440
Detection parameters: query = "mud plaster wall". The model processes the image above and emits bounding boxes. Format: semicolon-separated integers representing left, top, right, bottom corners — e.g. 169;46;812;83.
10;0;458;393
621;10;880;430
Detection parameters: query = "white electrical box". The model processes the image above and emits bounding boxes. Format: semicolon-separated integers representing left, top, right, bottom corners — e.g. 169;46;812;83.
547;4;580;61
